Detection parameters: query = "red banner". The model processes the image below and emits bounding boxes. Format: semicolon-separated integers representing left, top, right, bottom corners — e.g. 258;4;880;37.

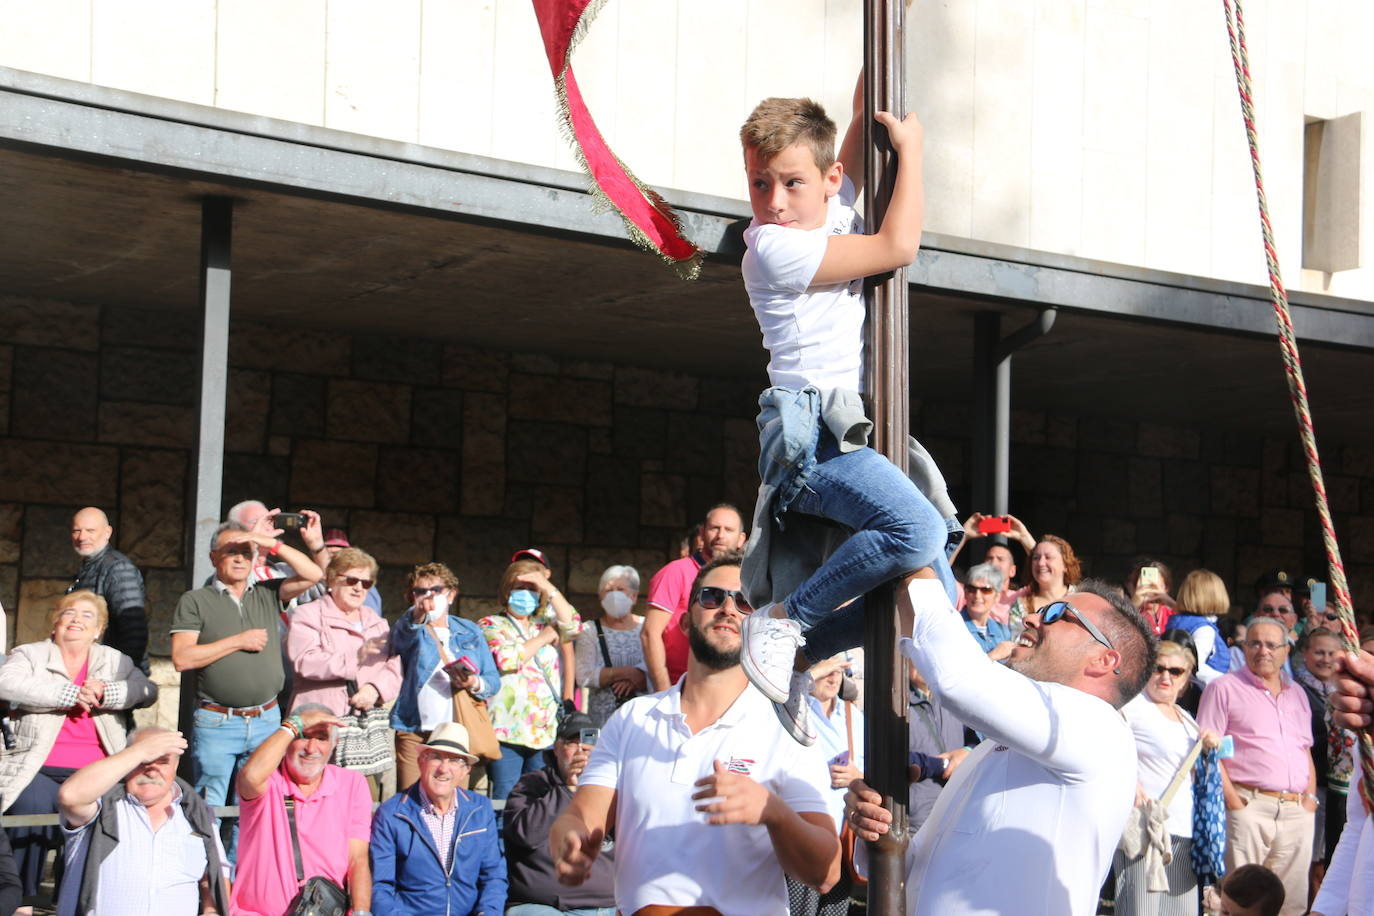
531;0;702;278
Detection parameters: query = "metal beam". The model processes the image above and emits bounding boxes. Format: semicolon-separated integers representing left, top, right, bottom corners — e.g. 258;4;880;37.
862;0;910;911
179;196;232;766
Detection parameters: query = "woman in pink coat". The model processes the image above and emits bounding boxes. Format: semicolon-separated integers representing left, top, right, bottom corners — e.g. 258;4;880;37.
287;546;402;800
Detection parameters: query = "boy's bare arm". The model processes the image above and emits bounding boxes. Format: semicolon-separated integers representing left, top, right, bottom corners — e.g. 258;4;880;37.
812;110;924;287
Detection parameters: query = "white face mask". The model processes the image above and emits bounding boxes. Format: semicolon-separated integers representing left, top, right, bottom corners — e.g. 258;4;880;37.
601;591;634;619
425;592;449;622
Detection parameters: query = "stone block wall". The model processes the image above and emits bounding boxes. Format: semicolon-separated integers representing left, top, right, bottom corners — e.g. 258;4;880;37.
920;405;1374;615
5;293;1374;655
0;295;763;652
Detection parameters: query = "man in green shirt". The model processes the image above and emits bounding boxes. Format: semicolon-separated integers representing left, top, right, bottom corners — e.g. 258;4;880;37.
170;520;322;860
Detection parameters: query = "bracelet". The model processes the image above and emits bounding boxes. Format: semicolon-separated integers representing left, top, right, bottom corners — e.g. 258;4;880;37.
282;715;305;738
267;540;282;557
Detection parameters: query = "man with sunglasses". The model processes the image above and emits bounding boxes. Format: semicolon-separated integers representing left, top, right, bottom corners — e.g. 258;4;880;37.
169;521;324;863
552;554;839;916
846;575;1155;916
1198;616;1317;916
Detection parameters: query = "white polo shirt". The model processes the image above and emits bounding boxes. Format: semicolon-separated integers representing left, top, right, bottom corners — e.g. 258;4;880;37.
899;580;1137;916
580;679;832;916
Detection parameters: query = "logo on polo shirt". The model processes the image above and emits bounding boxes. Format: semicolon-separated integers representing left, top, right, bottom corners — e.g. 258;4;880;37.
725;757;756;776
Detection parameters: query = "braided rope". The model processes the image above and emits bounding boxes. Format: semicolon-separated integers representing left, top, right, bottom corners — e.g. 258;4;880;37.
1221;0;1374;813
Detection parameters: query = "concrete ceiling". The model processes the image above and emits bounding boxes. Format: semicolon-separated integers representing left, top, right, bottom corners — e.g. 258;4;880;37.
3;143;1374;447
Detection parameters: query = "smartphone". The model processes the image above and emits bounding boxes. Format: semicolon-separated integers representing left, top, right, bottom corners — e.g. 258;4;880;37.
1137;566;1163;591
456;655;479;674
580;727;600;747
274;511;308;531
1218;735;1235;760
977;515;1012;535
1310;582;1327;614
830;750;851;767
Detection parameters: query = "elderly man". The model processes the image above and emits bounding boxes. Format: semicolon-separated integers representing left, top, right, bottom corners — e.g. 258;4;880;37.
847;574;1155;915
68;507;148;673
170;521;322;860
1198;616;1316;916
503;712;614;915
371;722;506;916
552;554;837;916
54;727;227;916
642;504;748;691
232;704;372;916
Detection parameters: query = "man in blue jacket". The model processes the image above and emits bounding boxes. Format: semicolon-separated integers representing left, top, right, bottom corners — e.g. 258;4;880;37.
371;723;507;915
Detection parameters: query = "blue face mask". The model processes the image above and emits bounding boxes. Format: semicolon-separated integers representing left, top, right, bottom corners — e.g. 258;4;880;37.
508;589;540;617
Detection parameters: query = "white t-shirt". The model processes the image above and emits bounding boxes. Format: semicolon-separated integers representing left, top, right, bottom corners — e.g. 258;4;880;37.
899;580;1138;916
742;175;866;392
417;625;454;731
1312;784;1373;915
580;680;833;916
1122;693;1198;837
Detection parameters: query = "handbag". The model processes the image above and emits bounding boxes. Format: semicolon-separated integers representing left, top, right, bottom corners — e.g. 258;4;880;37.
425;623;501;762
595;620;636;708
332;682;393;776
283;797;349;916
837;700;867;888
1190;747;1227;881
1118;734;1205;893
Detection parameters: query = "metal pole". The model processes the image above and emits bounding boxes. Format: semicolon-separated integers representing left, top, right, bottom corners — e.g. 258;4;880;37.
862;0;910;912
971;312;1000;514
179;196;232;773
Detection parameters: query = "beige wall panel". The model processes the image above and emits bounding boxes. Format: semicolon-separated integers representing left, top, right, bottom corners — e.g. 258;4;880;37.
324;0;421;143
1082;149;1145;266
970;0;1032;247
419;0;495;155
216;0;325;124
910;0;975;237
0;0;91;82
489;0;560;169
1080;6;1146;265
1210;64;1269;286
674;0;748;199
1304;0;1339;120
1028;0;1085;256
1143;0;1214;276
90;0;215;105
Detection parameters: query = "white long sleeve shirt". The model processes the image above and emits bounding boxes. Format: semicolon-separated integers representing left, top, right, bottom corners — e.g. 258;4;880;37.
898;580;1137;916
1312;785;1373;916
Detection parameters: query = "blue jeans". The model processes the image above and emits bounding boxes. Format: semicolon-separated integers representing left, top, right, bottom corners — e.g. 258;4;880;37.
787;434;957;662
506;906;616;916
191;702;281;864
488;741;548;800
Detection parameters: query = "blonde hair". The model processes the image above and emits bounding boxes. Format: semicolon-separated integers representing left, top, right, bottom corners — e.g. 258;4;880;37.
1156;640;1194;674
739;97;837;172
499;559;550;610
50;590;108;636
327;547;379;581
1176;569;1231;619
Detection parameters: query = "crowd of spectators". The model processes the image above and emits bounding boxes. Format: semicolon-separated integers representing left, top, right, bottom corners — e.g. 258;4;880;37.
0;500;1370;916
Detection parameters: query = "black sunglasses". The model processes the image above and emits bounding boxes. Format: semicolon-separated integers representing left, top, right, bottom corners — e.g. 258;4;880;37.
1040;600;1115;649
410;585;446;599
694;586;752;612
1154;664;1188;678
338;575;374;590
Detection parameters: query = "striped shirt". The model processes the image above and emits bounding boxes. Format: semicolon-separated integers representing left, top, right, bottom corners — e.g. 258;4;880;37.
417;783;458;869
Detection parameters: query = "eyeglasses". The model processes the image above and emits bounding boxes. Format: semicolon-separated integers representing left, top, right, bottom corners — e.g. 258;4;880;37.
694;586;753;612
1154;664;1188;678
966;585;996;595
338;576;374;590
1245;639;1286;652
1039;600;1115;649
217;545;254;558
410;585;446;599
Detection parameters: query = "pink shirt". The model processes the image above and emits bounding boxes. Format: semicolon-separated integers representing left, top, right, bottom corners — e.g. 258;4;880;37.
45;659;104;769
230;765;372;916
646;554;704;685
1197;665;1314;793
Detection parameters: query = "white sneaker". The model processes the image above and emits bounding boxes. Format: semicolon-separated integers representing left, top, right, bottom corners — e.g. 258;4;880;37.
740;611;804;704
772;670;817;746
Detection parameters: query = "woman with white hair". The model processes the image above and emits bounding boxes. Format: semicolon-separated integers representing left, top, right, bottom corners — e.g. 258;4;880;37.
574;564;649;726
962;562;1016;660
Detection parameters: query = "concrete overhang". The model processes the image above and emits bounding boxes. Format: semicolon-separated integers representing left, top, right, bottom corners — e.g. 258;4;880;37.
4;65;1374;443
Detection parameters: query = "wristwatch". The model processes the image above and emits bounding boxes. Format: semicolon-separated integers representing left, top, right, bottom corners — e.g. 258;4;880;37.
349;910;373;916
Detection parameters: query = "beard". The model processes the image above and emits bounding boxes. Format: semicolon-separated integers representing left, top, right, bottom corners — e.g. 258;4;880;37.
1005;650;1077;688
687;621;740;671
